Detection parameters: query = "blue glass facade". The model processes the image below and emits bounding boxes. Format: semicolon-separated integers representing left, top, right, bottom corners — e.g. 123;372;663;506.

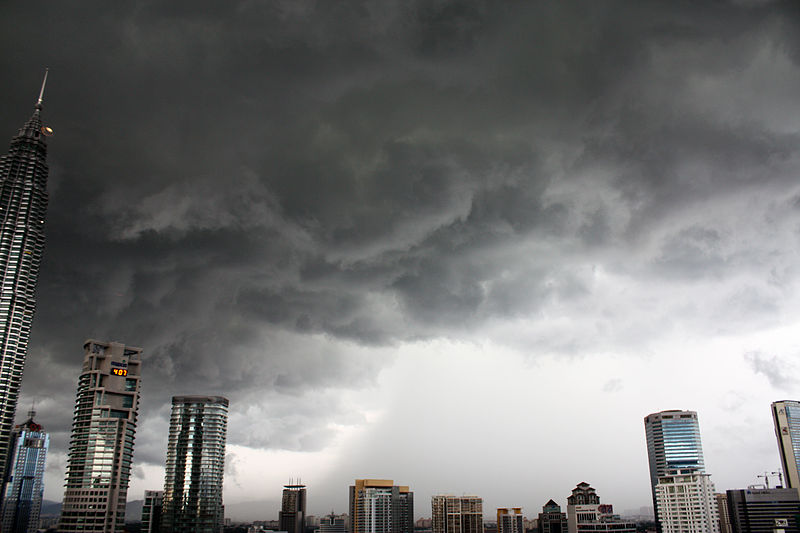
644;410;705;530
0;411;48;533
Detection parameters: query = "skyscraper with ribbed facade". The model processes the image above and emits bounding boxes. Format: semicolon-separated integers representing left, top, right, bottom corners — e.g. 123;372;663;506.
58;340;142;533
161;395;228;533
1;409;48;533
0;72;51;485
280;483;307;533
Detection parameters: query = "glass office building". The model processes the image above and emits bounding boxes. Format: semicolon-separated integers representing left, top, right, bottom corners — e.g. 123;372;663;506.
1;409;48;533
645;410;706;531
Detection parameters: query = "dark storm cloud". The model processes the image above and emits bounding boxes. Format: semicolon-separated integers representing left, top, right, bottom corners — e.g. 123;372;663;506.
1;0;800;472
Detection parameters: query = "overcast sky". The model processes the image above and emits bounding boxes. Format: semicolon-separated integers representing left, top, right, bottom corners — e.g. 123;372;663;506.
2;0;800;523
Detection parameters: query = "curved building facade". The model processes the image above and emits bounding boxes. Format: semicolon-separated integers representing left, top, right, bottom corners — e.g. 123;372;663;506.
161;395;228;533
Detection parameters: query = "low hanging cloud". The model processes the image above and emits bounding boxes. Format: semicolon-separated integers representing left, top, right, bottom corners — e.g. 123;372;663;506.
1;0;800;479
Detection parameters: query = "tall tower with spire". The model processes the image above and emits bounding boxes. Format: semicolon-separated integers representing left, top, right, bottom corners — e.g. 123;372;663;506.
0;71;51;485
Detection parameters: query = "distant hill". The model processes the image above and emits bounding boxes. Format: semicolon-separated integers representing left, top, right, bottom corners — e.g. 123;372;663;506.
38;499;145;522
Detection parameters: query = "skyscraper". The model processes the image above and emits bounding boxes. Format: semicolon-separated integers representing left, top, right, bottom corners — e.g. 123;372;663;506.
279;483;307;533
58;340;142;533
771;401;800;489
0;71;51;484
645;410;706;529
161;395;229;533
432;495;483;533
349;479;414;533
1;409;48;533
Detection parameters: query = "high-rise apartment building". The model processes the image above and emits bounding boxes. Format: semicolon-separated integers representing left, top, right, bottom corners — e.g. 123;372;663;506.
0;72;52;485
58;340;142;532
432;495;483;533
537;500;567;533
645;410;706;530
279;483;307;533
726;488;800;533
566;483;636;533
655;470;719;533
772;401;800;489
349;479;414;533
497;508;524;533
1;409;48;533
142;490;164;533
161;395;228;533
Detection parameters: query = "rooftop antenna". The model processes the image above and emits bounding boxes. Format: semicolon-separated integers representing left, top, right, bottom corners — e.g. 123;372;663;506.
36;68;49;110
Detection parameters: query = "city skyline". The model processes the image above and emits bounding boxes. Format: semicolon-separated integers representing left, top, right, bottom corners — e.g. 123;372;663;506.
2;0;800;523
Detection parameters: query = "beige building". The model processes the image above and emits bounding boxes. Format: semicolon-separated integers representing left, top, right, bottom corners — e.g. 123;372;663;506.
772;401;800;489
58;340;142;533
349;479;414;533
497;508;524;533
655;470;719;533
432;495;483;533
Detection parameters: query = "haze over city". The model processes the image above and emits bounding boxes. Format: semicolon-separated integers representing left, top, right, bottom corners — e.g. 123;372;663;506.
2;0;800;523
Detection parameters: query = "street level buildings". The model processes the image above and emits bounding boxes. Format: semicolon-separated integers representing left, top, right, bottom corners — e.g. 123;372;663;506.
1;409;48;533
432;495;483;533
497;508;524;533
655;470;719;533
726;488;800;533
58;340;142;533
0;72;51;484
161;395;228;533
349;479;414;533
538;500;568;533
142;490;163;533
772;401;800;489
279;483;307;533
566;483;636;533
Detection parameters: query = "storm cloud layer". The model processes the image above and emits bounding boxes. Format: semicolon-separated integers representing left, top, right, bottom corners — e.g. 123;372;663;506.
2;0;800;516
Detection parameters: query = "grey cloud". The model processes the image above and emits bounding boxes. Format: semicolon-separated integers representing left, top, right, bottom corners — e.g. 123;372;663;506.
1;0;800;474
744;351;798;390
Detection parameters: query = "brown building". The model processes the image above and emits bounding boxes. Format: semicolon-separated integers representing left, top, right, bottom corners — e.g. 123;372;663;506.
349;479;413;533
432;495;483;533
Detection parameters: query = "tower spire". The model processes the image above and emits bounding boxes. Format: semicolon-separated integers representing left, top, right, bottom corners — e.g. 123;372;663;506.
36;68;49;110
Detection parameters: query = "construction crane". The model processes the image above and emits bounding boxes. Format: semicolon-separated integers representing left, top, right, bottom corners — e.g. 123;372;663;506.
756;471;785;488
